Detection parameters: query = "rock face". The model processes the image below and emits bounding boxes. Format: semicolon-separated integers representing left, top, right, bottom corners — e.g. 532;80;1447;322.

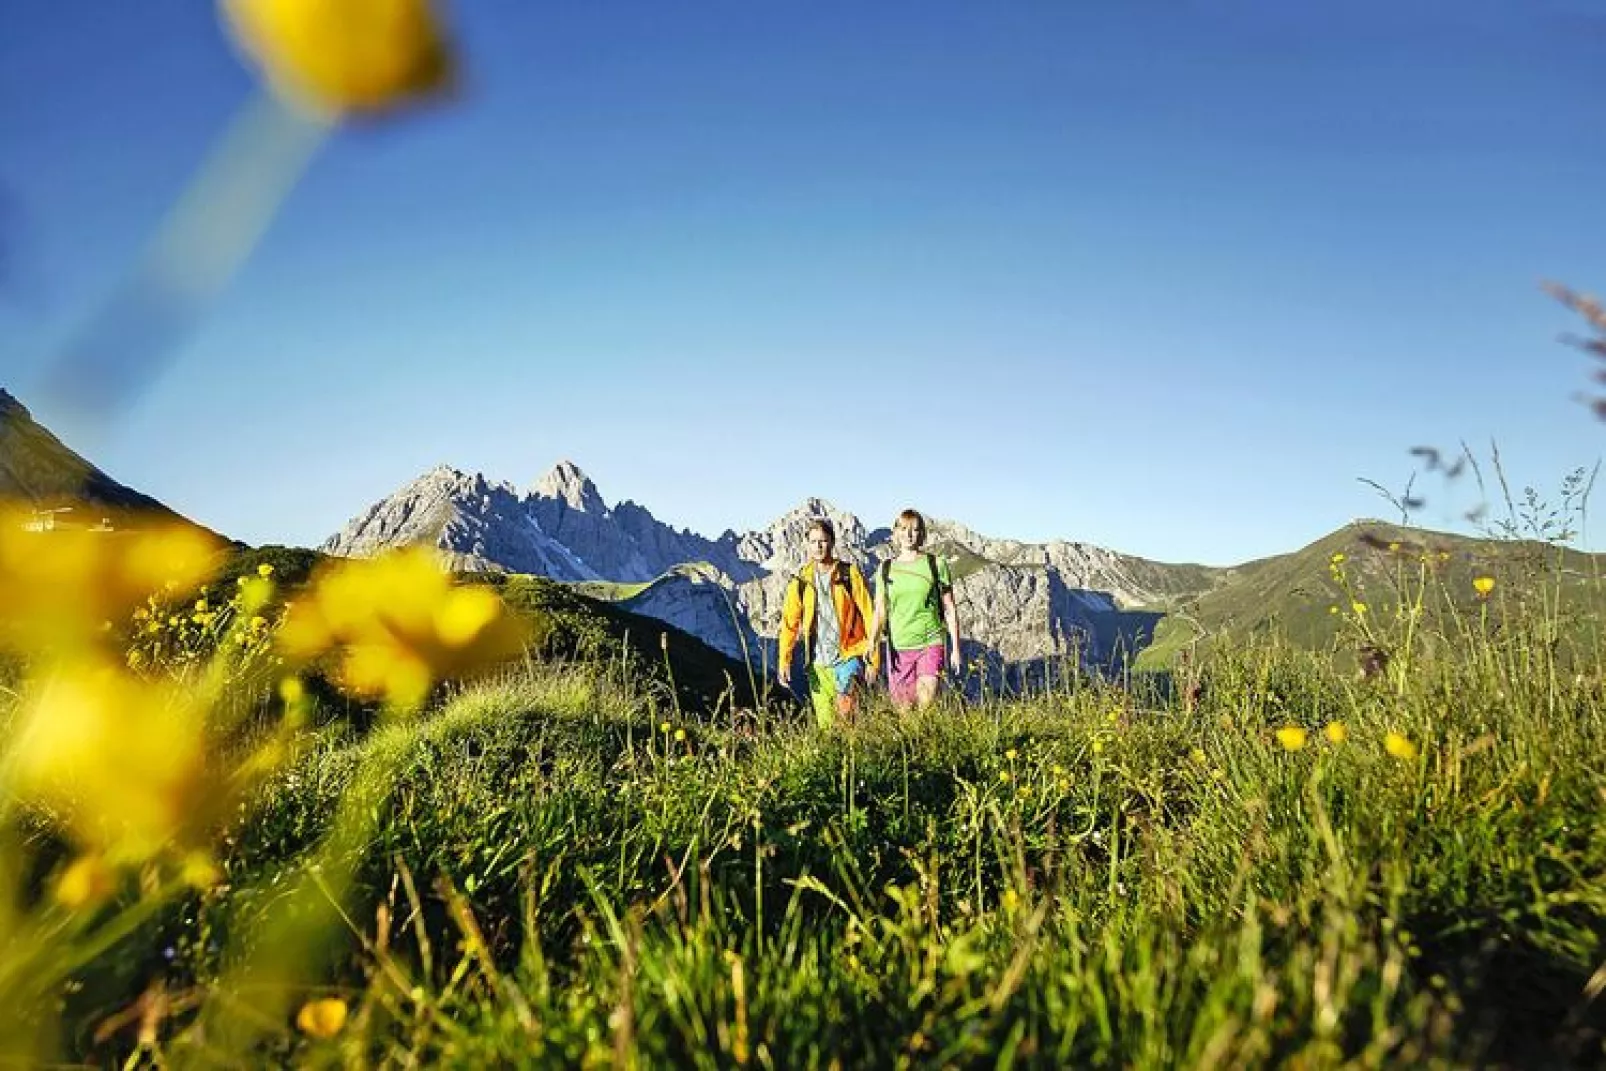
324;461;757;584
324;460;1227;681
0;387;195;526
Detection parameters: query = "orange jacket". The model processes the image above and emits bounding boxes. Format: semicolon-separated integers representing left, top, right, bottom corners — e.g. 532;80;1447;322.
778;559;874;668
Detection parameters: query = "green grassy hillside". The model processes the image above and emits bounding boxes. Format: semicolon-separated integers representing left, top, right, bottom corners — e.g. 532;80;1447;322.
1136;521;1606;669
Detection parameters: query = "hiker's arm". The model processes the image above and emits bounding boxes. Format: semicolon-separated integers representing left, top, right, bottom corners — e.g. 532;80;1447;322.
852;568;879;672
942;589;962;673
867;580;886;658
777;583;802;679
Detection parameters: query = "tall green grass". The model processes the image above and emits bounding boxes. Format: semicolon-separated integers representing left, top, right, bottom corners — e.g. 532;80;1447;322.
13;548;1606;1067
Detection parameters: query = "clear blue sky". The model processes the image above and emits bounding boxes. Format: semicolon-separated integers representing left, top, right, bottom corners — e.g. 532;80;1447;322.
3;1;1604;565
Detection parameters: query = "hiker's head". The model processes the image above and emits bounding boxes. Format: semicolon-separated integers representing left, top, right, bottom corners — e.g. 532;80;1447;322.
893;509;926;551
806;519;836;563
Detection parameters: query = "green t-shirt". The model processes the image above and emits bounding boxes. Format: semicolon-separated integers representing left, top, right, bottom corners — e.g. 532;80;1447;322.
877;554;953;651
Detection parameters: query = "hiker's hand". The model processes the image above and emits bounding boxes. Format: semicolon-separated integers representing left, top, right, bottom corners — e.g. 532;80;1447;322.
777;664;792;690
948;648;962;675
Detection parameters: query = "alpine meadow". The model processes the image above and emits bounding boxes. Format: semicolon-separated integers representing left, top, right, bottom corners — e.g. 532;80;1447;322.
3;1;1605;1068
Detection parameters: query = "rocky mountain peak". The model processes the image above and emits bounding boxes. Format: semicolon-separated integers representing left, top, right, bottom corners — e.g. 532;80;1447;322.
532;459;606;514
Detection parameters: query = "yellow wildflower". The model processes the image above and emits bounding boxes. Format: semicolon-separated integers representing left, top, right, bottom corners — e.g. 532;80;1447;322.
257;562;275;578
55;854;116;910
674;728;687;743
12;661;210;860
0;510;222;651
279;676;306;704
1330;552;1346;564
1274;726;1308;752
1324;721;1348;744
660;721;672;734
1004;748;1018;761
276;548;527;707
1384;732;1419;761
1351;601;1368;616
296;996;349;1039
1472;576;1495;597
180;852;223;890
222;0;456;117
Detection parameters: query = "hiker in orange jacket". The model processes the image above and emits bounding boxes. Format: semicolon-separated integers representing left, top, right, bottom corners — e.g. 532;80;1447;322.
777;519;876;730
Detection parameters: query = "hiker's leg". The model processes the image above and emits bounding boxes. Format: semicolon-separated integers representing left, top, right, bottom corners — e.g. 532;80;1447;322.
887;650;918;711
833;657;865;722
807;664;836;730
912;644;945;709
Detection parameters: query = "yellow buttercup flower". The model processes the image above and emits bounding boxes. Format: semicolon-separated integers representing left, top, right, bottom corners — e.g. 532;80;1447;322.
11;661;210;860
0;509;222;652
674;728;687;742
276;548;527;708
1324;721;1348;744
1330;552;1346;564
1351;601;1368;616
1274;726;1308;752
222;0;456;117
257;562;275;578
1384;732;1419;761
1472;576;1495;597
55;854;116;910
296;996;349;1038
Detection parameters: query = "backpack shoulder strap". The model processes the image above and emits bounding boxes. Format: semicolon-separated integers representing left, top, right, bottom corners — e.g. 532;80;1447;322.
925;553;949;617
835;560;851;586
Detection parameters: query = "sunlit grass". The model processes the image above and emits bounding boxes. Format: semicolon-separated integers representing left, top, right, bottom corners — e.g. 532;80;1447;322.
0;506;1602;1066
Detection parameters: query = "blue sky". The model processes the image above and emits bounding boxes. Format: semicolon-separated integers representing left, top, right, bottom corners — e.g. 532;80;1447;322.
2;1;1604;565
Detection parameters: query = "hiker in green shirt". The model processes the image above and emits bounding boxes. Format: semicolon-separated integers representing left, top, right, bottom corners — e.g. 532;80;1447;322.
867;509;961;710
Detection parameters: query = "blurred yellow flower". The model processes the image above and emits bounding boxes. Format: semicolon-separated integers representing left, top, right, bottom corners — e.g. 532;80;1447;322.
1274;726;1308;752
1384;732;1419;761
296;996;349;1039
55;854;116;910
222;0;455;117
279;676;306;704
1324;721;1348;744
1330;552;1346;564
1351;602;1368;616
0;510;222;652
674;728;687;742
1004;748;1018;761
1472;576;1495;597
276;548;527;708
257;562;275;578
12;661;210;860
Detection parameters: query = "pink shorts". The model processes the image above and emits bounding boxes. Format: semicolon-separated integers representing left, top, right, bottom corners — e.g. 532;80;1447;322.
888;643;945;705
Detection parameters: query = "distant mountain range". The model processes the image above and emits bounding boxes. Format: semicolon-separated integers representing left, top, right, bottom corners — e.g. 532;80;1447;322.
12;384;1588;683
321;460;1241;676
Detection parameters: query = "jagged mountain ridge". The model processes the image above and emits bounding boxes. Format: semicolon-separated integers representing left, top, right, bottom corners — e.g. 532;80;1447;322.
325;461;1231;670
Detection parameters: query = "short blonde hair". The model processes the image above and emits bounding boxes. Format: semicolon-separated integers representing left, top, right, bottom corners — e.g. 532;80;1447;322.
806;518;836;547
893;509;926;548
